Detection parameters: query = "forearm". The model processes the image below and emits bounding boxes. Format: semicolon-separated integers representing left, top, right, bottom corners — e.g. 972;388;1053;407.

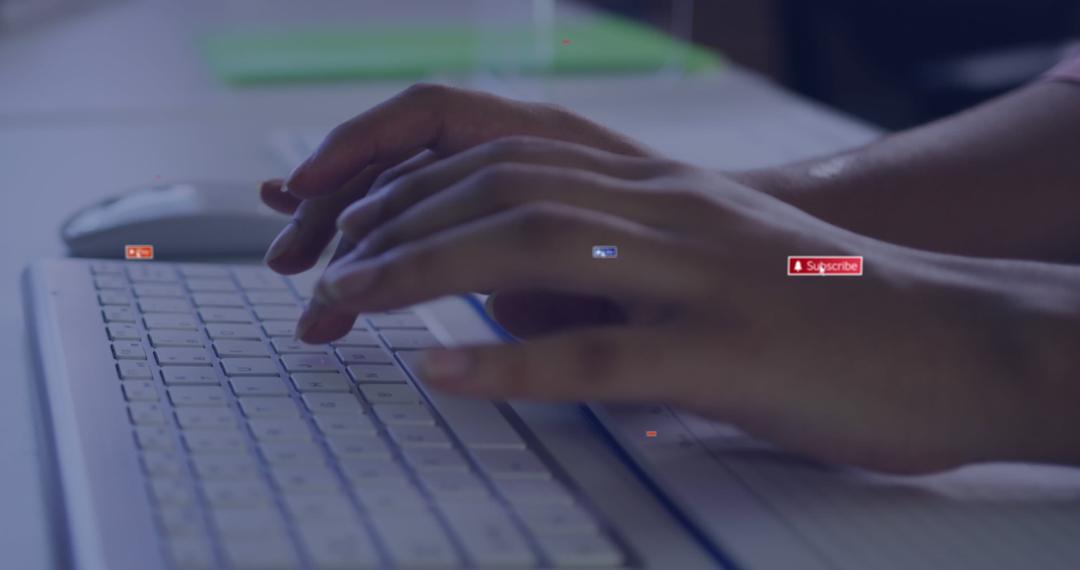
733;82;1080;262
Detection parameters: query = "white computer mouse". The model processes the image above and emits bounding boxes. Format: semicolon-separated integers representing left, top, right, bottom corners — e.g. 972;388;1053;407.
62;181;291;259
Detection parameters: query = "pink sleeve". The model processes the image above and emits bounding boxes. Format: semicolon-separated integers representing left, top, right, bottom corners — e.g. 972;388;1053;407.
1045;49;1080;84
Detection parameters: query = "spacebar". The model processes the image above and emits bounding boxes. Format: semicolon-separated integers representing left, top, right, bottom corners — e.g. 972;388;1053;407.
397;351;526;450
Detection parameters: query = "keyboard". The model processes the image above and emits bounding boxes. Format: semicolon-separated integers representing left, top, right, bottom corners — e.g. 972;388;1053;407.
79;260;627;569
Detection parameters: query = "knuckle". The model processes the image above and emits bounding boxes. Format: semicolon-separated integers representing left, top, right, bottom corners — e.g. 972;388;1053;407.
470;163;521;199
401;82;454;102
482;135;544;161
508;204;567;254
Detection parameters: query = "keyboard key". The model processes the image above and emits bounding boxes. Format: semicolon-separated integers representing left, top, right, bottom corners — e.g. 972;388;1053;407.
117;360;153;379
157;506;206;538
335;347;393;365
370;513;459;566
103;306;136;322
214;340;270;358
302;393;364;415
198;308;253;323
244;291;296;305
238;396;300;418
150;331;205;348
192;292;245;307
402;448;469;472
313;414;378;437
325;435;392;459
175;408;237;430
112;341;146;360
185;278;237;292
283;493;359;521
150;478;197;506
418;470;488;498
347;364;408;384
141;451;187;477
337;459;406;486
144;314;200;330
222;358;278;376
178;264;231;278
281;354;338;372
90;261;124;274
247;417;311;441
138;298;191;313
358;384;423;405
134;426;175;450
206;323;261;340
127;265;179;282
252;305;301;321
233;269;289;291
387;425;452;449
291;372;351;392
271;338;328;354
134;283;186;298
399;352;526;450
123;380;159;401
191;454;260;480
261;321;295;337
161;366;219;385
354;484;428;512
259;441;325;464
471;449;550;479
366;313;425;329
166;537;216;570
330;330;380;347
107;324;140;340
536;534;624;567
453;512;537;567
168;386;229;407
97;290;129;305
203;480;273;508
212;506;288;538
380;330;439;350
373;404;436;426
221;536;298;570
296;522;381;569
94;275;127;289
269;464;340;494
156;347;213;366
128;401;167;425
229;377;289;397
495;478;575;506
183;430;248;453
516;503;599;535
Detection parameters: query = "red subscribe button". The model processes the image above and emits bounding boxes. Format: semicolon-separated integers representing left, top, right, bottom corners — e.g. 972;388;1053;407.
788;256;863;277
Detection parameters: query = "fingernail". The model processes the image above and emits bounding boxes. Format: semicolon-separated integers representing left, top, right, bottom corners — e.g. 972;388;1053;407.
421;349;472;383
294;301;323;340
265;220;299;263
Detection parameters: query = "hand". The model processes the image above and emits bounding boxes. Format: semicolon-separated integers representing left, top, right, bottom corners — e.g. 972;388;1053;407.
259;83;653;275
299;135;1048;474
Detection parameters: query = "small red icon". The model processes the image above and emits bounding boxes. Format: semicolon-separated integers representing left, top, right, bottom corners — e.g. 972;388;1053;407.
561;38;571;45
645;431;657;438
125;245;154;260
787;256;863;277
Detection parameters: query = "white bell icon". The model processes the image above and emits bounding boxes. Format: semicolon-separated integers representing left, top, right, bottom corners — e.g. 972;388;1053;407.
819;264;826;274
794;261;802;272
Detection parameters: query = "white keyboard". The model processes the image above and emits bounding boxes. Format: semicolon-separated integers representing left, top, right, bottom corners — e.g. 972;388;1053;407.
85;260;627;569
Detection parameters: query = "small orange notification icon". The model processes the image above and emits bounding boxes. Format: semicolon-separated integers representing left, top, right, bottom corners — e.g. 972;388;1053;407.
125;245;154;260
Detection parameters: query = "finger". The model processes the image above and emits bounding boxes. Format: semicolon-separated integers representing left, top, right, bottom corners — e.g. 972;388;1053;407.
260;179;302;214
264;165;384;274
370;150;441;192
286;83;652;199
294;236;364;340
307;203;710;326
415;327;706;404
337;137;667;242
487;289;627;338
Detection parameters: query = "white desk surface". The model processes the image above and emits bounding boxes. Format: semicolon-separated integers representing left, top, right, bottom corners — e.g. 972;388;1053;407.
0;1;878;567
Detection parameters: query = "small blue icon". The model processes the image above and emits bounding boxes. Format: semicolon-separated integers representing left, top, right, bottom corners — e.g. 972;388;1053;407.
592;245;618;259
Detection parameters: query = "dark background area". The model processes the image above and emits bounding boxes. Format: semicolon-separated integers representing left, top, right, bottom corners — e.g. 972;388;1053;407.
585;0;1080;130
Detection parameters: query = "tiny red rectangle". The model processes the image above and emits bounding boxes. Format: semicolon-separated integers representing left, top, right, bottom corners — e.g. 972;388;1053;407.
645;431;658;438
788;256;862;276
125;245;154;260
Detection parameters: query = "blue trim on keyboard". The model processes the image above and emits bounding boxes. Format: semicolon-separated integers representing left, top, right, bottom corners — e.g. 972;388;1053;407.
457;292;737;569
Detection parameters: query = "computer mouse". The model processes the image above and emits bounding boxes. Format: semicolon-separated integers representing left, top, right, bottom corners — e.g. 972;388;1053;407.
62;181;290;259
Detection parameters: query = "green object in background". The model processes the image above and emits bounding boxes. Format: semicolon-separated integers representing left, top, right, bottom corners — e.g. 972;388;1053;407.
201;16;723;85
